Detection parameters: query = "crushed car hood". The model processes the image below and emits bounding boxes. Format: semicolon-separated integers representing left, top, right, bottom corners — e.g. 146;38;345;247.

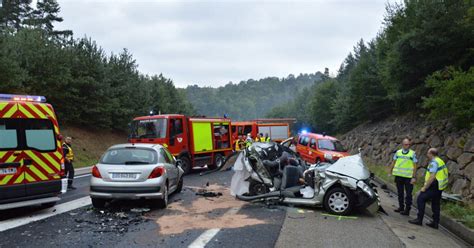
325;154;370;180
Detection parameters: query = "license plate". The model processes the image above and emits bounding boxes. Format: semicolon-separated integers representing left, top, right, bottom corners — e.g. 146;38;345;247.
0;168;17;175
111;173;137;179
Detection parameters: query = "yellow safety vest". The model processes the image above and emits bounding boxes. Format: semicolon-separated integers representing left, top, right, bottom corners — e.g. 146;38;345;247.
425;157;449;190
64;143;74;162
393;149;415;178
235;140;241;151
265;137;271;142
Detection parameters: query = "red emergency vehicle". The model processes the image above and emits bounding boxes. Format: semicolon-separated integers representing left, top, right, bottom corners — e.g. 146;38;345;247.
231;119;291;143
296;132;349;164
129;114;233;174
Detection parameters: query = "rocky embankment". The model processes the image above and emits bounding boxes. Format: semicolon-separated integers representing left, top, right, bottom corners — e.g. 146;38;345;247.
340;115;473;202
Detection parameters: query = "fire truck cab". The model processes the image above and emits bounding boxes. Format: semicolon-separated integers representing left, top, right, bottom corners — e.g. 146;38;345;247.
129;114;233;174
0;94;66;210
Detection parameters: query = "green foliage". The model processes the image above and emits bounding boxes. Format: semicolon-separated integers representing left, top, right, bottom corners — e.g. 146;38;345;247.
267;0;474;135
0;0;194;130
185;73;323;120
423;67;474;128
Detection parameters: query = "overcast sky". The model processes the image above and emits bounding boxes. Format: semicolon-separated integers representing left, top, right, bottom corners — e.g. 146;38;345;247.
55;0;388;88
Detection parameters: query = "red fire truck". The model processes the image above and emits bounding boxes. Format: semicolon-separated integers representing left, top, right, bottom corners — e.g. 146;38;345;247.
128;114;233;174
231;119;293;143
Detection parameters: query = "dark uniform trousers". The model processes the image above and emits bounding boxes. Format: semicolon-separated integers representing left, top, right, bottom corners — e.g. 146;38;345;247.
395;176;413;210
65;161;75;186
416;180;442;224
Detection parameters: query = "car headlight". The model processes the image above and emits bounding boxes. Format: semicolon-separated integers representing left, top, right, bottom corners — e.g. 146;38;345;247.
324;154;333;160
357;180;374;198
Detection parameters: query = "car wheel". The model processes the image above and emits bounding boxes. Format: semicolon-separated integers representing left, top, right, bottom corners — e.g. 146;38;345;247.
176;176;183;193
249;180;269;195
156;184;168;209
208;154;224;170
179;156;192;175
323;187;353;215
41;201;56;208
92;198;106;209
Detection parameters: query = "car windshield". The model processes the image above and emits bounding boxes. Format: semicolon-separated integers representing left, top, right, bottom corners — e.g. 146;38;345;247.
100;148;158;165
130;118;167;139
318;139;346;152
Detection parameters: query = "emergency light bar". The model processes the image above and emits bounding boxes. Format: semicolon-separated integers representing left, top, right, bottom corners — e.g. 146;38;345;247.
0;94;46;102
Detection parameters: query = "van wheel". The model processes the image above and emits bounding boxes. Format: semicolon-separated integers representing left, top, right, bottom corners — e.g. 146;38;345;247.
92;198;106;209
323;187;353;215
208;154;224;170
155;184;168;209
179;156;192;175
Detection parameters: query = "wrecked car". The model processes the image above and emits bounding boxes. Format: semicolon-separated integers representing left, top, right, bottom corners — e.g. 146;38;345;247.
230;141;379;215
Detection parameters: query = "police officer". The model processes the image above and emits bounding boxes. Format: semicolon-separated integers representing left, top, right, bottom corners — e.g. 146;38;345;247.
409;148;448;229
388;137;418;216
63;137;76;190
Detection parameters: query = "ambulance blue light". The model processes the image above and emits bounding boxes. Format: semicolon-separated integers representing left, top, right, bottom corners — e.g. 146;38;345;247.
0;94;46;102
301;129;308;135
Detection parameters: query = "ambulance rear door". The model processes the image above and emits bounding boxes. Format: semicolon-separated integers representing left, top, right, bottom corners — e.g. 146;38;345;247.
0;102;26;202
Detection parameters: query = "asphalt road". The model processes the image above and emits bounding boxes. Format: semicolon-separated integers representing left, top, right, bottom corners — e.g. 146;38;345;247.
0;169;468;248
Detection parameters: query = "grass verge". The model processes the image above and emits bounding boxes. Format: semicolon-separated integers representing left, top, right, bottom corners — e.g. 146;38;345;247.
367;163;474;229
60;126;127;168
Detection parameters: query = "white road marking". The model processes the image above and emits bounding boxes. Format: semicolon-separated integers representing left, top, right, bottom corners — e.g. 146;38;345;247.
187;207;241;248
0;196;91;232
74;173;91;179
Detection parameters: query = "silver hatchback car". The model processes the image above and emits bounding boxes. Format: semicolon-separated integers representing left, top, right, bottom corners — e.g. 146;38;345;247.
89;143;184;209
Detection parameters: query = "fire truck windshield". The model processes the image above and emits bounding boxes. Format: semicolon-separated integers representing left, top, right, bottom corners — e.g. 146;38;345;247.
130;118;167;139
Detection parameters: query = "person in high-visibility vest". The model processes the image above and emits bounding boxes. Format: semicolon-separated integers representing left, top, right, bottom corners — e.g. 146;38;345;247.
388;138;418;216
62;137;76;190
245;133;253;148
255;133;266;142
234;135;245;151
409;148;448;229
264;133;271;142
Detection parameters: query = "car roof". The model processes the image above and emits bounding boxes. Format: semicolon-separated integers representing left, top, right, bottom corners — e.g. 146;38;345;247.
301;133;338;140
108;143;164;150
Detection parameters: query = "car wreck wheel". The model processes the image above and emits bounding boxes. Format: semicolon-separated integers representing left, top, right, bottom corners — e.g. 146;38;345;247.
324;187;353;215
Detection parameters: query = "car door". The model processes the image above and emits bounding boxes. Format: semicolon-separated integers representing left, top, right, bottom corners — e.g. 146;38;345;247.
168;117;186;155
161;148;178;187
297;135;309;161
309;138;318;163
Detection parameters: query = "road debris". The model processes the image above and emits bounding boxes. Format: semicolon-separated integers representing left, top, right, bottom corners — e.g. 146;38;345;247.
130;208;150;213
321;213;358;221
196;189;223;198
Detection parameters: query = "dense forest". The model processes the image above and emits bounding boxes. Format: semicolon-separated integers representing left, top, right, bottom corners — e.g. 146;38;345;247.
268;0;473;133
0;0;193;130
184;72;324;120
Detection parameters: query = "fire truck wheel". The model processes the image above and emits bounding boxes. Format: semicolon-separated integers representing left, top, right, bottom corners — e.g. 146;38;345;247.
92;198;106;209
208;154;224;170
179;156;192;175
